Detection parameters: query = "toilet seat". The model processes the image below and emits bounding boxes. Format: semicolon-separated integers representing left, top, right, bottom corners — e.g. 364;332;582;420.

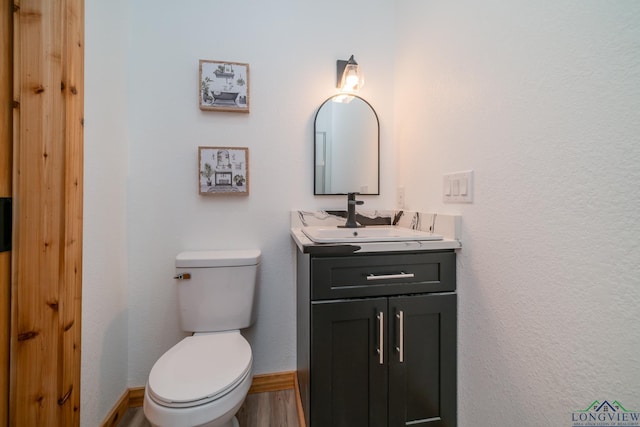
147;331;252;409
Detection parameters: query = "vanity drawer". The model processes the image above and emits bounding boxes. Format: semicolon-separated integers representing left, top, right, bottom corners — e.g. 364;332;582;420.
310;251;455;300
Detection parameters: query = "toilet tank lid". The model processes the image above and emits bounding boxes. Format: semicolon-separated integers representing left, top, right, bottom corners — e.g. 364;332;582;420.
176;249;261;268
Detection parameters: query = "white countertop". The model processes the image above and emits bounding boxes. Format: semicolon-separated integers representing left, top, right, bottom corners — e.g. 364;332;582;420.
290;227;462;254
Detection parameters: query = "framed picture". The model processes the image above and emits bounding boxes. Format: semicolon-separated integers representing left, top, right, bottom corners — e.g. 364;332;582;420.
199;147;249;196
199;60;250;113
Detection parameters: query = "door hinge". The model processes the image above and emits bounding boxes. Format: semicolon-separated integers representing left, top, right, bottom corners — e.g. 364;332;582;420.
1;197;11;252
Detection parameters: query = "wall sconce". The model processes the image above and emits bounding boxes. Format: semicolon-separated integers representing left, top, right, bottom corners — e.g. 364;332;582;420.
337;55;364;92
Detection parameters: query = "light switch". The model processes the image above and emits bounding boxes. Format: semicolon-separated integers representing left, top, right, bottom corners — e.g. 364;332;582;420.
460;177;468;196
443;178;452;196
452;179;460;196
443;170;473;203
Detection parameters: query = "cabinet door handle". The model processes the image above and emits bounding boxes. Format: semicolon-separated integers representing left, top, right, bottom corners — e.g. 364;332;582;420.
396;310;404;363
366;272;415;281
377;312;384;365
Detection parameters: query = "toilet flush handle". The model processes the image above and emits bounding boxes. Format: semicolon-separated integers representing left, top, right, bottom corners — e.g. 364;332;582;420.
174;273;191;280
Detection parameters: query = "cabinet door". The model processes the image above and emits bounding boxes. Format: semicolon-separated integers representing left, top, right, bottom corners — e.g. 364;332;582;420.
388;294;457;427
311;298;388;427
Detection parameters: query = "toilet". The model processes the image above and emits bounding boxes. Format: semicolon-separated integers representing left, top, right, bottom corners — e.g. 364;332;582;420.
143;249;261;427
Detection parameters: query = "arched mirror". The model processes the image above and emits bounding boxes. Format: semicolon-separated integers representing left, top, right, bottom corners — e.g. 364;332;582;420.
314;95;379;195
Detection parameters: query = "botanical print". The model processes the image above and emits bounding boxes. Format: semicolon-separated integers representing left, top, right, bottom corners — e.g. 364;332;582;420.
199;147;249;195
199;60;250;113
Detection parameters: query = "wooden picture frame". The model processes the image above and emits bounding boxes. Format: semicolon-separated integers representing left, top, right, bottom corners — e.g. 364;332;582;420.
199;147;249;196
199;60;250;113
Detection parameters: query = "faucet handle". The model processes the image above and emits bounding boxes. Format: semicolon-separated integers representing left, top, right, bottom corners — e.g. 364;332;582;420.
347;192;364;205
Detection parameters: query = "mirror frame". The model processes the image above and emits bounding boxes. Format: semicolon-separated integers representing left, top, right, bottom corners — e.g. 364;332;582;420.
313;94;380;195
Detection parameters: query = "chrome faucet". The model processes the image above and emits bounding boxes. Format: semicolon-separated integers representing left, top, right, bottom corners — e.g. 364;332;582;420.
340;192;364;228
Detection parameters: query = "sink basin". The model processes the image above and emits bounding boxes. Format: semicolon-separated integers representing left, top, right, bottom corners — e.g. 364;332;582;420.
301;226;443;243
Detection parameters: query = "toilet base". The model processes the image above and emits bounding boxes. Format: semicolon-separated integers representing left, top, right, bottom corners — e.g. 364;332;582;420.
203;414;240;427
198;414;239;427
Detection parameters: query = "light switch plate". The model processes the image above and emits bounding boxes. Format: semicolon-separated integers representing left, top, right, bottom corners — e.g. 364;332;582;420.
443;170;473;203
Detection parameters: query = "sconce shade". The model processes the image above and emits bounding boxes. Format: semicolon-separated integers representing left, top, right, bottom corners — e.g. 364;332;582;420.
337;55;364;92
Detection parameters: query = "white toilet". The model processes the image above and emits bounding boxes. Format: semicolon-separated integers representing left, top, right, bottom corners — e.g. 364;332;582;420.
143;249;261;427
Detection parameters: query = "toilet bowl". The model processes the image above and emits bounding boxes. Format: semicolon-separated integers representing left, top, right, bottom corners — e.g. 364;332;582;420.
144;331;253;427
143;249;261;427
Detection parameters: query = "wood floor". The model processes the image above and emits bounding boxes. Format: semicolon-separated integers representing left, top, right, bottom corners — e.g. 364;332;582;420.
119;389;299;427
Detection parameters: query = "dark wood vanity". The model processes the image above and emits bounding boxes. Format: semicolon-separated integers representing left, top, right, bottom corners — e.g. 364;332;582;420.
296;249;457;427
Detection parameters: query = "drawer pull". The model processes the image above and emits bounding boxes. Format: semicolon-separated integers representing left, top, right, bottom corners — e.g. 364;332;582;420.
377;312;384;365
396;310;404;363
367;272;415;281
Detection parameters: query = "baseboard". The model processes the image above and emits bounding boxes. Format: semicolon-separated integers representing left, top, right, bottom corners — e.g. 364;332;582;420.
128;386;145;407
100;371;306;427
293;372;306;427
248;370;296;393
100;389;130;427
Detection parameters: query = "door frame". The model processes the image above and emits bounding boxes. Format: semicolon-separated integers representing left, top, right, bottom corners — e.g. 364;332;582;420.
4;0;84;425
1;0;13;424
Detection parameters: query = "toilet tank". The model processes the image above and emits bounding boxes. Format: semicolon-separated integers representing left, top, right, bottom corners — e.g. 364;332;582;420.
175;250;261;333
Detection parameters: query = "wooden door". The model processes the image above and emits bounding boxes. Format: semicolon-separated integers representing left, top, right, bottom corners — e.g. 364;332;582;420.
8;0;84;425
388;294;457;427
1;1;12;424
311;298;388;427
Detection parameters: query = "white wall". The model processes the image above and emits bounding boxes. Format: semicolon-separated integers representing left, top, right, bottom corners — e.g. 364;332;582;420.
395;1;640;425
124;0;396;388
84;1;640;425
83;1;397;422
82;0;130;425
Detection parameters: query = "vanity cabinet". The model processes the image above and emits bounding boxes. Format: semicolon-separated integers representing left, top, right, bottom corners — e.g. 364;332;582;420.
296;250;457;427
